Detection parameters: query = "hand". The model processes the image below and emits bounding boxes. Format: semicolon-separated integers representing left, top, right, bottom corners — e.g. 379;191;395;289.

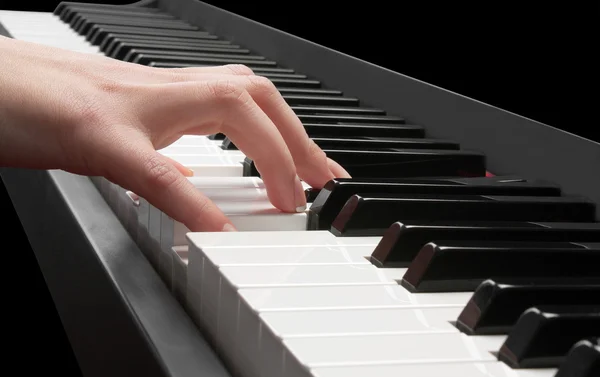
0;36;350;232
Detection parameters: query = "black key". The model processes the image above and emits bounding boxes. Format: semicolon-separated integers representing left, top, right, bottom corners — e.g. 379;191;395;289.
245;148;486;182
61;7;174;23
102;34;234;55
301;123;423;138
112;42;247;60
207;133;226;140
554;338;599;377
298;114;404;124
310;176;561;231
400;241;600;293
497;306;600;368
291;106;385;115
331;194;597;237
259;73;308;79
371;221;600;267
122;46;251;61
455;280;600;335
72;15;196;35
222;135;458;152
270;78;321;88
88;25;217;45
280;88;343;95
57;3;162;22
283;95;359;107
368;217;600;267
128;50;264;64
305;187;321;202
149;62;295;74
142;56;279;67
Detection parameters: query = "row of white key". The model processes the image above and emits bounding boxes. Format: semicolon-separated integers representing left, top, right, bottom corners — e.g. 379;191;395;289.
183;230;557;377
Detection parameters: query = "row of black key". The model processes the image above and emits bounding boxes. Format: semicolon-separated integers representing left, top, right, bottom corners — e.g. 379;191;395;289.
55;0;493;181
305;174;599;372
53;3;600;376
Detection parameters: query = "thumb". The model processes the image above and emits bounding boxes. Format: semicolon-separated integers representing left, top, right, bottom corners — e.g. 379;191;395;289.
109;144;236;232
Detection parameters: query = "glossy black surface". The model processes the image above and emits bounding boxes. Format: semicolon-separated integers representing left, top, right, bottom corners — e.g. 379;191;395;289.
297;114;404;124
73;15;196;35
295;123;424;138
88;25;217;45
59;4;164;23
370;221;600;267
222;136;459;151
400;241;600;292
244;148;486;181
331;194;597;236
309;177;561;231
455;280;600;335
103;34;234;56
134;53;278;66
497;306;600;368
554;338;600;377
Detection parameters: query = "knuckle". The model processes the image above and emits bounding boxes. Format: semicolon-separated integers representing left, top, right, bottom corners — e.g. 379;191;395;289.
205;79;250;106
247;75;277;96
143;156;181;190
225;64;254;75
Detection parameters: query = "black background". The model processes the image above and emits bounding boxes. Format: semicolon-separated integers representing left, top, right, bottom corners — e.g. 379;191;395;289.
1;0;598;375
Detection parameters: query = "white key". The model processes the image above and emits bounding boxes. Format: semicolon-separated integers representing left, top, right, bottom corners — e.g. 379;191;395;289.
277;332;507;377
184;231;381;336
253;307;463;377
231;283;471;370
311;361;557;377
212;263;403;356
158;145;224;154
171;246;189;307
161;151;247;162
164;200;310;246
171;136;220;147
169;155;243;176
231;283;470;377
187;230;380;249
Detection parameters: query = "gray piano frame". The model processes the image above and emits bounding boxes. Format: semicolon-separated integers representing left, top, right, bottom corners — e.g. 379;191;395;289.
1;1;599;377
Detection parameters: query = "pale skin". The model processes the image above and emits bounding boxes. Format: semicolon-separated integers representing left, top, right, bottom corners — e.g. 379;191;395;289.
0;35;350;232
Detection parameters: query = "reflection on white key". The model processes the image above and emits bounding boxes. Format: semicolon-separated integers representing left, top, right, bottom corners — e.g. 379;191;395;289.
186;230;380;249
253;307;464;377
311;361;557;377
172;135;218;147
238;284;472;377
169;155;243;176
160;201;311;267
278;332;506;377
158;145;224;154
213;264;401;360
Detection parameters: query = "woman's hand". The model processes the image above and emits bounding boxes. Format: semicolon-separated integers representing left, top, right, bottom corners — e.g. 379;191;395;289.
0;36;350;231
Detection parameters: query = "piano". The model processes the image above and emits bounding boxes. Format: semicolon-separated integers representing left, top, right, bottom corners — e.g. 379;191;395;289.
1;1;598;377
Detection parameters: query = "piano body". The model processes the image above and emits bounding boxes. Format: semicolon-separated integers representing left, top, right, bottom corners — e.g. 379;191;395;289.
1;1;599;377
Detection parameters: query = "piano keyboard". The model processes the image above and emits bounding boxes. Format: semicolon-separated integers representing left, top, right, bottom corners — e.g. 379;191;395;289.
1;2;598;377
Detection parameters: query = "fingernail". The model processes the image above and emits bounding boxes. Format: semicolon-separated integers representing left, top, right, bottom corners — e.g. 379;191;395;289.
222;223;237;232
184;168;194;177
293;175;307;212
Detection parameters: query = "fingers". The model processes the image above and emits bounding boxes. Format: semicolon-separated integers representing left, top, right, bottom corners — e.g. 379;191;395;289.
108;139;236;232
221;75;352;187
144;80;307;213
147;65;351;187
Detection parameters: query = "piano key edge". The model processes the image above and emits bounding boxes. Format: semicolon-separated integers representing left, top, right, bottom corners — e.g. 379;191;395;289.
0;168;232;377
